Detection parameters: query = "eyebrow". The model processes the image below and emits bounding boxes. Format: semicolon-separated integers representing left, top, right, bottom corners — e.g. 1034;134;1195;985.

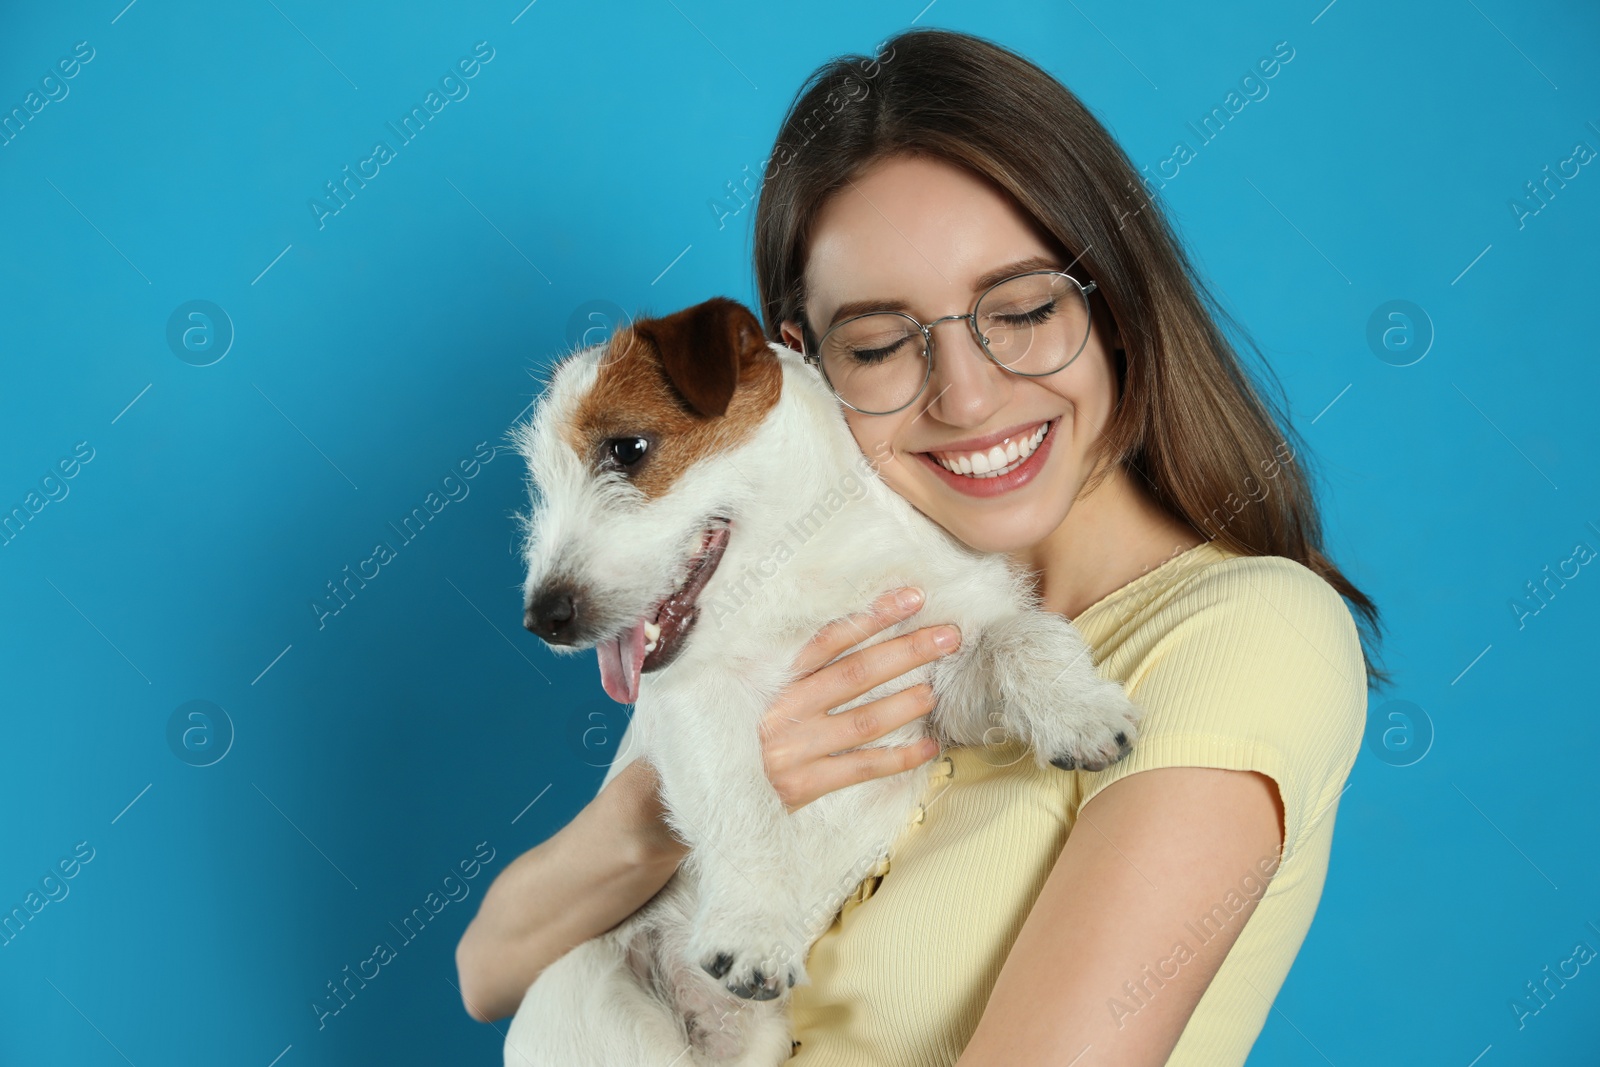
822;254;1065;329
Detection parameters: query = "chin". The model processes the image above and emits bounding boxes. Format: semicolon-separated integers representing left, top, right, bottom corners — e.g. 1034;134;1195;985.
900;488;1068;556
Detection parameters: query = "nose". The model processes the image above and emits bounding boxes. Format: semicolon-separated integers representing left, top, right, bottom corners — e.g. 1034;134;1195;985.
525;582;581;644
925;317;1012;423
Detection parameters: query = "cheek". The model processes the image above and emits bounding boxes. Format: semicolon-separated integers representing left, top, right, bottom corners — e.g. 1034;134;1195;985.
845;417;896;471
1046;366;1115;435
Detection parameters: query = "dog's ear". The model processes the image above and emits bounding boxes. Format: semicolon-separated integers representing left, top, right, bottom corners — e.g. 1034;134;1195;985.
633;297;769;419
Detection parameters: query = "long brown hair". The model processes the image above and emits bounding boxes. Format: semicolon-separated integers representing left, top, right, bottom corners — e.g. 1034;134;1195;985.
751;26;1389;691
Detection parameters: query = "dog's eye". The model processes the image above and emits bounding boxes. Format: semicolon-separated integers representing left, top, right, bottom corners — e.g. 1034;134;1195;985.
603;436;650;470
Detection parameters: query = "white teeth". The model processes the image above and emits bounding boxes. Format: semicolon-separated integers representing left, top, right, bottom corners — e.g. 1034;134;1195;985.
931;422;1051;479
643;620;660;653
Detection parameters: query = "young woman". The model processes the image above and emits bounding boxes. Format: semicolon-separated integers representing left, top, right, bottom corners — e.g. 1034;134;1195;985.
457;26;1387;1067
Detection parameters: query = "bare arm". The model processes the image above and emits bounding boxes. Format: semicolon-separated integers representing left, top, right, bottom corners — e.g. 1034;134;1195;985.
454;757;688;1023
954;766;1286;1065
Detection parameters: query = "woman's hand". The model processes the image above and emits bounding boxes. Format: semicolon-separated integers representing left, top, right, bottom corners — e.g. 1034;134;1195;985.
760;586;962;814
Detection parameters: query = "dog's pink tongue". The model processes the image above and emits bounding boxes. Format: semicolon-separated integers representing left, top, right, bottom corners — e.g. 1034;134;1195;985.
597;620;648;704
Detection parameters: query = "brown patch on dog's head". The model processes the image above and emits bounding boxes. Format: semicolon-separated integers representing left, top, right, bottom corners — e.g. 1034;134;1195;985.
561;297;782;499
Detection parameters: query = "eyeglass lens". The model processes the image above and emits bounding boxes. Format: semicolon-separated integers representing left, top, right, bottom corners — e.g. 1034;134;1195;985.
817;272;1092;415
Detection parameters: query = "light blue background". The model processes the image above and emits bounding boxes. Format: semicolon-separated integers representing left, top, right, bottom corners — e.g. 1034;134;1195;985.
2;1;1596;1064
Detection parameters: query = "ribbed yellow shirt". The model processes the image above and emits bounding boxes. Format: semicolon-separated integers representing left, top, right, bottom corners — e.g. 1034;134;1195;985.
783;540;1369;1065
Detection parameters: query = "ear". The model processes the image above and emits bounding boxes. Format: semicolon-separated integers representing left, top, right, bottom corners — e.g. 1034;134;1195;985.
633;297;769;419
779;319;806;353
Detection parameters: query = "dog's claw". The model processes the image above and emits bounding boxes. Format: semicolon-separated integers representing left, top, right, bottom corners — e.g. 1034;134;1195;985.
1049;732;1135;773
704;953;796;1004
729;966;796;1004
727;968;783;1001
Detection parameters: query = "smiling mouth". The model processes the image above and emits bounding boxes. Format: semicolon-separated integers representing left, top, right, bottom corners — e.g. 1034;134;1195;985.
920;417;1060;478
595;518;731;704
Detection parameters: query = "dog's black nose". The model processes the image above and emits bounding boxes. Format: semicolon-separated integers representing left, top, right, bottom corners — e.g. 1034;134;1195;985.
525;584;580;644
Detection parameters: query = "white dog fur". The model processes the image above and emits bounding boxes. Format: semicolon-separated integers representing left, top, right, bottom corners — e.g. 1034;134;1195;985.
503;297;1140;1065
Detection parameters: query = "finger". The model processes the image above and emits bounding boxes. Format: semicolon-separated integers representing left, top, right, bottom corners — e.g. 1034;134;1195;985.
804;622;960;718
805;735;943;803
810;682;938;763
790;586;926;677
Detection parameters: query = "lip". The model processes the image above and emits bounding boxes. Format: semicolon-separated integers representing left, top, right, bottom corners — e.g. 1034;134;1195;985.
641;518;730;673
916;416;1061;498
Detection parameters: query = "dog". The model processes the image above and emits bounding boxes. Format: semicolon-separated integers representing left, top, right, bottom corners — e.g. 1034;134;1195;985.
504;296;1141;1065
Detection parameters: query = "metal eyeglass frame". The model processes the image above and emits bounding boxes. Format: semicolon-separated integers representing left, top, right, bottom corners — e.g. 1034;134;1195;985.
799;269;1099;416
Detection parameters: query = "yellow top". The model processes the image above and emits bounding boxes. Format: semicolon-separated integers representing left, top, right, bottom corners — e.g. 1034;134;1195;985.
784;540;1369;1065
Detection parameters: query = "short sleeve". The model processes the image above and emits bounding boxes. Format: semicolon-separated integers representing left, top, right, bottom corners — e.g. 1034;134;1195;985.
1074;555;1368;865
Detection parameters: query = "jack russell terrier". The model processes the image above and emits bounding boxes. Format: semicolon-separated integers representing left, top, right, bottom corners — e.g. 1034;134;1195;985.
505;296;1140;1065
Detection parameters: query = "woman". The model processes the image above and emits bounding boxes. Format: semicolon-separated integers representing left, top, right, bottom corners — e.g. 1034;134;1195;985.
457;26;1387;1066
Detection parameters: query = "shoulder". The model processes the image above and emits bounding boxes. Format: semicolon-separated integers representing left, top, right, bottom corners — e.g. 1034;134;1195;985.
1092;545;1365;698
1177;551;1363;661
1075;546;1369;859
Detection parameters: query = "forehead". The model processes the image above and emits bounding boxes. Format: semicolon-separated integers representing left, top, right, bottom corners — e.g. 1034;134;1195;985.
804;156;1058;322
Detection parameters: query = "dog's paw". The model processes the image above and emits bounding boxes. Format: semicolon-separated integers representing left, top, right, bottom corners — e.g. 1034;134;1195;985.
698;946;799;1001
1039;681;1143;773
690;918;806;1001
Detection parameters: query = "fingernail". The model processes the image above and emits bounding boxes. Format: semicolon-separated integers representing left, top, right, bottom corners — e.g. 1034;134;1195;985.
933;626;960;650
897;587;924;610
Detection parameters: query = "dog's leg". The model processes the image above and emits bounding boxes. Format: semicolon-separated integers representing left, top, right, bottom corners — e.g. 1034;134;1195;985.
650;909;800;1066
648;682;814;1005
503;928;698;1067
987;609;1140;771
928;607;1141;772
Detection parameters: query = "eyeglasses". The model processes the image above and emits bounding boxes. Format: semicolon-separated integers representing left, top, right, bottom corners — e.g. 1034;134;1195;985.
801;269;1098;416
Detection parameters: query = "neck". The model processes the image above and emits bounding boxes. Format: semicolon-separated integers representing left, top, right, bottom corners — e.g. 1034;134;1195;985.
1010;461;1203;620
